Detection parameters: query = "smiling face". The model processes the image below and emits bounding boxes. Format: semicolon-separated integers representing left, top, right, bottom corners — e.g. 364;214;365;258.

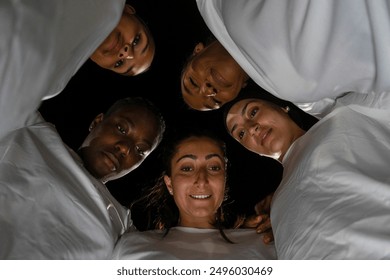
163;136;227;228
181;41;248;111
79;105;160;183
90;5;155;76
225;98;305;161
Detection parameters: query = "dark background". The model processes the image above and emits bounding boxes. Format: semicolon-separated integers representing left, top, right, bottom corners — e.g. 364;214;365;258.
39;0;282;229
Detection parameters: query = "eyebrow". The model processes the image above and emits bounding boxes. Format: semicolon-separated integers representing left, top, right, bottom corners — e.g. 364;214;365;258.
176;153;223;163
176;154;196;162
230;101;250;135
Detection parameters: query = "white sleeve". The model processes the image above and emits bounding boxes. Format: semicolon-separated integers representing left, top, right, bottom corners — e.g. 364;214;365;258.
196;0;390;107
0;0;125;139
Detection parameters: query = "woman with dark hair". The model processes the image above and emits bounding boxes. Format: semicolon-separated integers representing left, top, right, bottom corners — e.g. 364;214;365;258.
112;130;277;259
224;89;390;259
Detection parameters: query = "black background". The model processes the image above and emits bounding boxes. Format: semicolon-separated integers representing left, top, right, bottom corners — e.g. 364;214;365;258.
39;0;282;228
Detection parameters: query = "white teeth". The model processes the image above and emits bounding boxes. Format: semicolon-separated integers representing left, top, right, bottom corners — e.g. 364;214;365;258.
190;194;211;199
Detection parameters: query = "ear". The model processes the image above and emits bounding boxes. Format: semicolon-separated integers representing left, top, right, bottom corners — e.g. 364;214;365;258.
89;113;104;132
192;42;205;55
124;4;136;15
163;175;173;195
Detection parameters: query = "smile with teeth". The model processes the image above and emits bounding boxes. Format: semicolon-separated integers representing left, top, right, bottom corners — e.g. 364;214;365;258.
190;194;211;199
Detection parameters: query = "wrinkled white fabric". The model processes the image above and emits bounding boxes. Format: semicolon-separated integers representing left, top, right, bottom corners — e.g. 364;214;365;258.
0;0;130;259
196;0;390;117
0;0;125;139
112;227;277;260
271;92;390;259
0;112;132;259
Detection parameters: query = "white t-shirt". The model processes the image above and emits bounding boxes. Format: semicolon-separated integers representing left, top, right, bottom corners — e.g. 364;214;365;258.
112;227;277;260
196;0;390;117
271;94;390;259
0;0;125;139
0;112;132;259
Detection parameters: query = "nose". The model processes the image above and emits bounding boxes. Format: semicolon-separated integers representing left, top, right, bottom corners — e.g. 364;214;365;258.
115;142;131;159
200;81;217;97
118;43;134;60
248;123;260;136
195;168;209;187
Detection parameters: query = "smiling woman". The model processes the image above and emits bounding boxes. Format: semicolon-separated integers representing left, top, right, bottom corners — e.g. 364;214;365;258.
111;129;277;259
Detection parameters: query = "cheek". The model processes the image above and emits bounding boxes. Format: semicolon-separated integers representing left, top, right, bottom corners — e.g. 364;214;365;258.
122;154;143;171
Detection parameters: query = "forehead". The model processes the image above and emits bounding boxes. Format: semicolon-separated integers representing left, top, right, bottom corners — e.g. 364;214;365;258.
174;137;224;158
109;105;159;128
226;99;266;129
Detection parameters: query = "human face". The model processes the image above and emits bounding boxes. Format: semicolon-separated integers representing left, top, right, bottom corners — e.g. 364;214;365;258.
226;99;305;161
90;5;155;76
181;41;248;111
79;105;160;183
164;137;226;228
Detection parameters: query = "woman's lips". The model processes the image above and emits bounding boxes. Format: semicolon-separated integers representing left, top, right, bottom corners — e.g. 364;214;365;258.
260;128;271;146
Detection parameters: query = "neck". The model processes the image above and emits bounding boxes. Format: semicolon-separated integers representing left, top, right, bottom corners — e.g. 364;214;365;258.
178;215;215;229
279;127;306;162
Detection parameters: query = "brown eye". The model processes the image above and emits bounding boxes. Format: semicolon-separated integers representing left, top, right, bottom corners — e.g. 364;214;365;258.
189;77;199;88
250;108;258;118
114;59;124;68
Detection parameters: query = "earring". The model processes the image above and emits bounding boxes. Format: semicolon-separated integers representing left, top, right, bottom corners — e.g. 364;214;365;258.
169;190;173;195
89;125;93;132
285;106;290;113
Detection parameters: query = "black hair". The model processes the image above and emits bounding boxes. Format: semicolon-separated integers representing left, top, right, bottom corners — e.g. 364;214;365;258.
105;96;166;145
131;128;235;243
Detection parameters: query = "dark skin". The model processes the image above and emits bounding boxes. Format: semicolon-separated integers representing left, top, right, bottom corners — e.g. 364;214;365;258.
78;104;160;183
244;192;274;244
181;41;249;111
90;5;155;76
